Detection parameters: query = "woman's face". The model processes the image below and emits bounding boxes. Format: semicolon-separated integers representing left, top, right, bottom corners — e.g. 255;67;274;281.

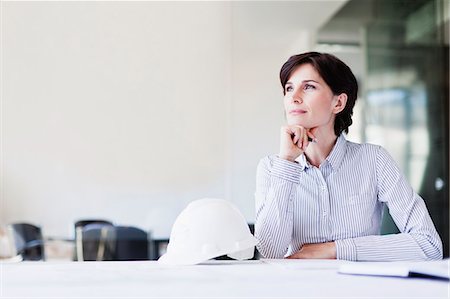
283;63;338;130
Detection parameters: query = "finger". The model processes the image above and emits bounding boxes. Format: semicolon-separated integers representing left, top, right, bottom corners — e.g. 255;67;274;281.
297;127;304;149
303;130;309;150
291;126;301;145
306;133;316;143
307;128;318;143
292;132;299;145
281;127;297;145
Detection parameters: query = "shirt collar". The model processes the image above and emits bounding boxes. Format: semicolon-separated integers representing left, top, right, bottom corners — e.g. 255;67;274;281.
294;134;347;172
325;134;347;172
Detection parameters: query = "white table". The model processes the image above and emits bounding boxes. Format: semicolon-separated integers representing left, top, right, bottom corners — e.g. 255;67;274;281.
1;259;448;298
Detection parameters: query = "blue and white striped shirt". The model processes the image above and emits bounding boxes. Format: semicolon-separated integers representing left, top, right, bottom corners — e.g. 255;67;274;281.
255;134;443;261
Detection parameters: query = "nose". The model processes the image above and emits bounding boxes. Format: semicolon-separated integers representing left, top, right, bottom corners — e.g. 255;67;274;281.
292;90;303;103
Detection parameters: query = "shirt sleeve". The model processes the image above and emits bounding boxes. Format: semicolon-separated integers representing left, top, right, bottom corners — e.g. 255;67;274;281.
335;146;443;261
254;155;302;258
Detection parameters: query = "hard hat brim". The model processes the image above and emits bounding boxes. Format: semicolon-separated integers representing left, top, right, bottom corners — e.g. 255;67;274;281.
158;235;258;266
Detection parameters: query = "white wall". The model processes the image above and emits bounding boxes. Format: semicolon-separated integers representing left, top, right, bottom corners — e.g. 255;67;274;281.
1;1;346;238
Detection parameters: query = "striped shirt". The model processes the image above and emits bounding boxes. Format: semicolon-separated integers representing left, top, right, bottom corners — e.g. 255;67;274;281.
255;134;443;261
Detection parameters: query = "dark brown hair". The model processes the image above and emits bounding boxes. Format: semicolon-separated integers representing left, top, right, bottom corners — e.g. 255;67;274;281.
280;52;358;136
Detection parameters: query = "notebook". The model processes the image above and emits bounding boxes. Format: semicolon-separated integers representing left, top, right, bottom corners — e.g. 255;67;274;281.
338;259;449;280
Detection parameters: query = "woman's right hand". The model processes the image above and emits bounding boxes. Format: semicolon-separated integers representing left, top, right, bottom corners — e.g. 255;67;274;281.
278;125;316;162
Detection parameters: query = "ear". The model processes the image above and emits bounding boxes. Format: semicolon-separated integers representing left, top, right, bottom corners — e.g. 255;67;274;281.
332;93;348;114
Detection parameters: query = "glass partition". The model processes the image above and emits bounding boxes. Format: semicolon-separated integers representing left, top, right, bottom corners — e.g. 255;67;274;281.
319;0;449;256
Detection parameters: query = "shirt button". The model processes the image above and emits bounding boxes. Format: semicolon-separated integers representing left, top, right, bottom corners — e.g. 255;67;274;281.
321;186;326;191
323;212;327;217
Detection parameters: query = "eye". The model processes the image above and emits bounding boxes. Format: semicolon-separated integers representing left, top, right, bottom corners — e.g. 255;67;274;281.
285;85;293;92
304;84;316;91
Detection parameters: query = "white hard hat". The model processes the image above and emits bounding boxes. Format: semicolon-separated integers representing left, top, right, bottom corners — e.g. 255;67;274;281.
158;198;258;265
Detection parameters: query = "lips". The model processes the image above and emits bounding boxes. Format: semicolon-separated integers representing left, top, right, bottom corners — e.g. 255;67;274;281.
289;109;307;115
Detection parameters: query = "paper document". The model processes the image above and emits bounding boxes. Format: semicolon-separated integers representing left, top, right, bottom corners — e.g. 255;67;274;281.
262;258;350;270
338;259;449;280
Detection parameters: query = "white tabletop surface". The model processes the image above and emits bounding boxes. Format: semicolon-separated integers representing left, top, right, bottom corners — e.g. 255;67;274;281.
1;259;448;298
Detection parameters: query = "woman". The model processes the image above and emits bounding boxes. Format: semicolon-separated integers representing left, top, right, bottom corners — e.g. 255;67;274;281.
254;52;442;261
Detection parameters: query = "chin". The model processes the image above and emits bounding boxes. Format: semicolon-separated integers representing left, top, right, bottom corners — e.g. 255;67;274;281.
287;119;310;128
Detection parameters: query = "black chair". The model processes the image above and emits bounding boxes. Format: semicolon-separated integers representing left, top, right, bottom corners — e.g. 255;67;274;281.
114;226;149;261
8;223;45;261
151;238;169;260
74;219;113;233
74;219;113;261
79;223;116;261
77;224;150;261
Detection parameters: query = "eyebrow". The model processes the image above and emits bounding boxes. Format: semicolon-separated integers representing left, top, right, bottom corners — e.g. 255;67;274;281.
286;79;320;85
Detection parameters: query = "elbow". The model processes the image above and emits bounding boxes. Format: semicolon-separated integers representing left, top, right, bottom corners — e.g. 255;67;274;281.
255;243;272;259
425;240;443;261
255;239;286;259
254;225;287;259
414;233;443;261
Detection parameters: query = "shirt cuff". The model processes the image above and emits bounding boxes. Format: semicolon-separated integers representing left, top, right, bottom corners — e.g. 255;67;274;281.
335;238;357;261
270;156;302;183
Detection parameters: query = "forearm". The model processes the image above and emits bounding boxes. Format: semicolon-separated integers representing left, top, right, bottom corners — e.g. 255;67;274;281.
353;147;444;262
336;233;443;261
255;180;294;258
255;156;301;258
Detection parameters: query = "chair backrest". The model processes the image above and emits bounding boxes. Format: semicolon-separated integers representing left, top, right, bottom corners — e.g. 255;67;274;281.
74;219;113;230
80;223;116;261
74;219;113;261
77;224;150;261
114;226;149;261
9;223;45;261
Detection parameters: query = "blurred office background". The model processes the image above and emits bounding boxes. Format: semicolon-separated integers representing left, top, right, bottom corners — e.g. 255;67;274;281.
1;0;448;259
317;0;449;257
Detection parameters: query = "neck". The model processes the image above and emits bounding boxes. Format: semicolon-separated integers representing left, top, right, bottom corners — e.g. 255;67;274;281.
305;129;338;168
